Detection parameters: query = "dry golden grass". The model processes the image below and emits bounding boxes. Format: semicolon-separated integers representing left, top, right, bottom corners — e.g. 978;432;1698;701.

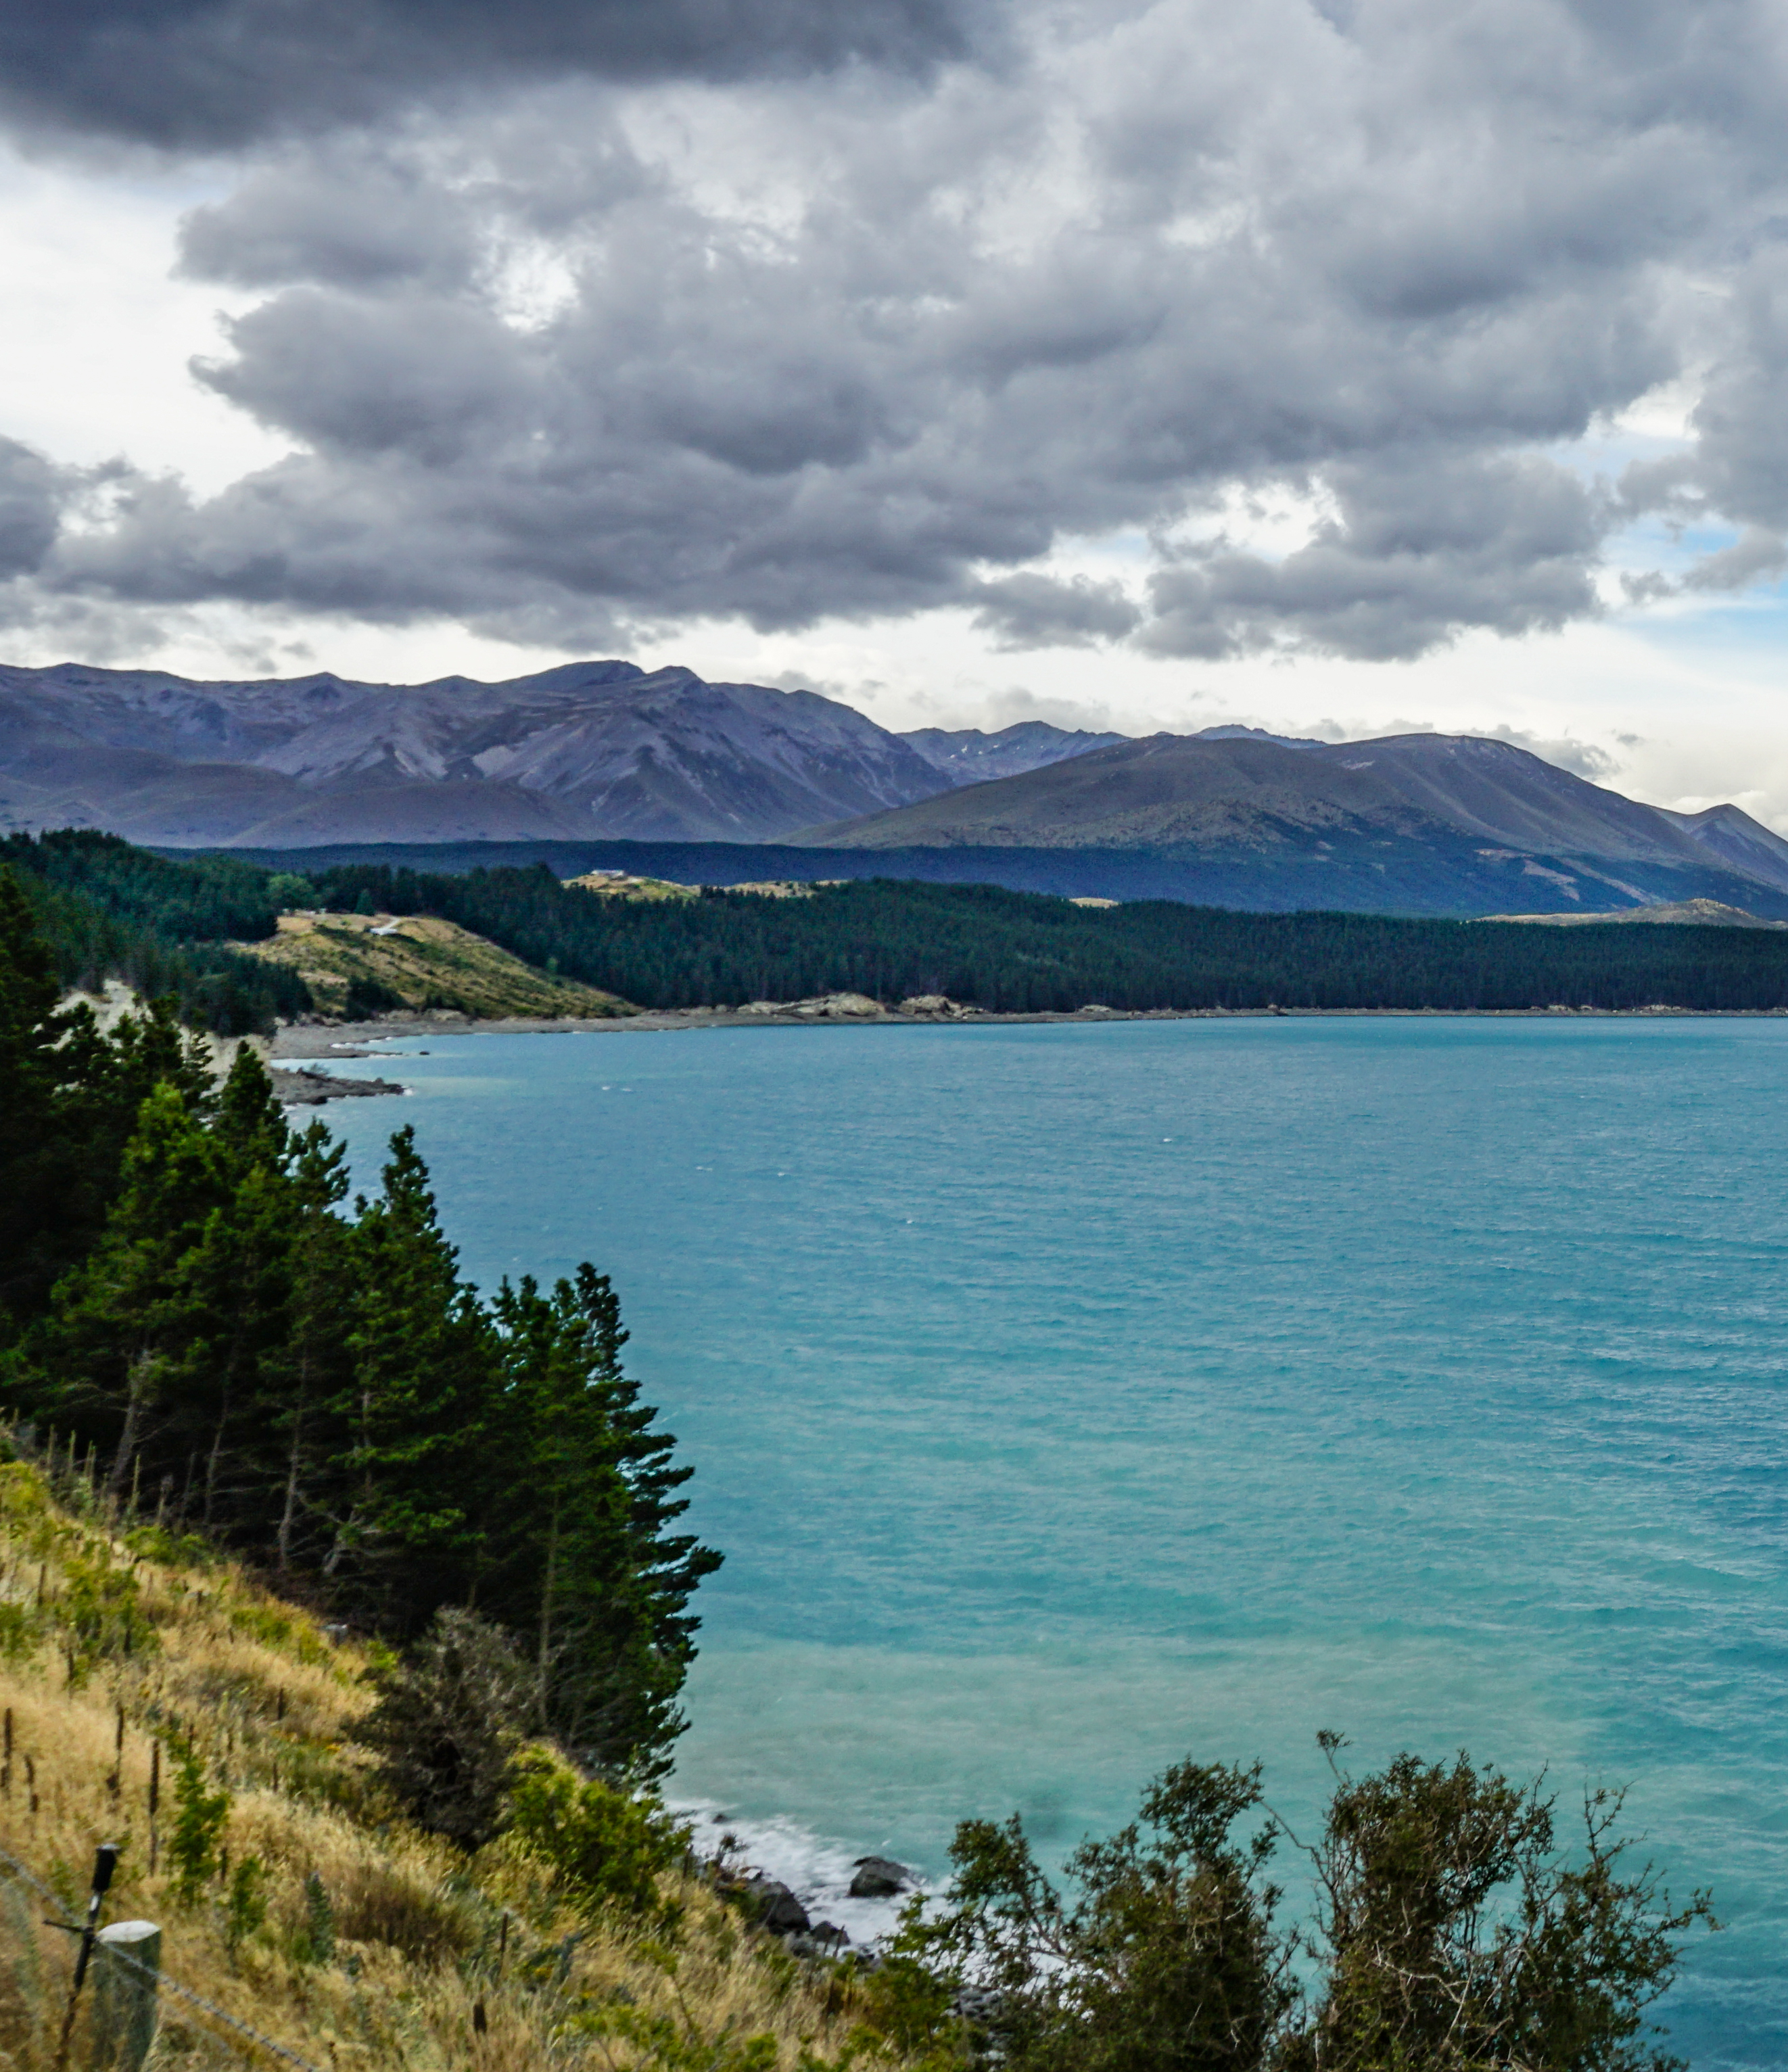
561;876;699;904
0;1458;909;2072
235;913;634;1020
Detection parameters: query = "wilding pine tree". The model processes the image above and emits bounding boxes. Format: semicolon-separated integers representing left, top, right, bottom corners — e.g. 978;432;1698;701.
329;1126;499;1622
896;1744;1715;2072
489;1267;722;1776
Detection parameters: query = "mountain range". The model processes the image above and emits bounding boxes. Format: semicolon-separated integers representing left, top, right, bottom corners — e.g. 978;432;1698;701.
7;657;1788;917
0;659;962;846
807;730;1788;914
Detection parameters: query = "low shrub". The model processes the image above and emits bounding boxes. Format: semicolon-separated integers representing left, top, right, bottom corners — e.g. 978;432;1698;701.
343;974;404;1018
0;1603;41;1664
225;1855;267;1958
295;1870;337;1964
167;1744;231;1907
508;1753;687;1921
60;1547;156;1676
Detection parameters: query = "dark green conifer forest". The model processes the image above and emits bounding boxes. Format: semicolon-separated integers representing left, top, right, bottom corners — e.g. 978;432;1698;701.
0;866;719;1779
311;861;1788;1014
12;827;1788;1017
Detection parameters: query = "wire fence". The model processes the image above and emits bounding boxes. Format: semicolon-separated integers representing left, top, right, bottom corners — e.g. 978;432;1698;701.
0;1839;326;2072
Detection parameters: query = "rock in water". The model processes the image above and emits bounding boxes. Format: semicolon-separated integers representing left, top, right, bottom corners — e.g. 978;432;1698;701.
849;1856;912;1898
746;1878;811;1934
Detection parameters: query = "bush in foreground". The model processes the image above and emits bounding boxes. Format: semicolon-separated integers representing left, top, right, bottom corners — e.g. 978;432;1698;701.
890;1739;1716;2072
509;1751;689;1921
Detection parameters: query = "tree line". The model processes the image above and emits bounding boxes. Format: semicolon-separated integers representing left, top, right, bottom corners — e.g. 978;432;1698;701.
310;860;1788;1014
0;866;719;1777
14;829;1788;1019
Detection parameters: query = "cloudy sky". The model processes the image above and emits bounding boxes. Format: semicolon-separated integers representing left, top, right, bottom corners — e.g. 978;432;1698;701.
3;0;1788;816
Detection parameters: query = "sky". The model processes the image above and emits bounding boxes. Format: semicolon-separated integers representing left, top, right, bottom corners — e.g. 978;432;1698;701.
3;0;1788;819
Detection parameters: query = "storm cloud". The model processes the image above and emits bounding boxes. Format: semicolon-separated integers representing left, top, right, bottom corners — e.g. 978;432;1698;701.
1140;455;1607;661
6;0;1788;662
0;0;989;150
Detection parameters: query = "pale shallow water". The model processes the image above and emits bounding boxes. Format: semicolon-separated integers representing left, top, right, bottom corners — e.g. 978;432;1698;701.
311;1018;1788;2067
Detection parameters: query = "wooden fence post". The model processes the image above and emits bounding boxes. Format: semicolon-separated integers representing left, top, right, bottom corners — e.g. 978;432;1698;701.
90;1921;159;2072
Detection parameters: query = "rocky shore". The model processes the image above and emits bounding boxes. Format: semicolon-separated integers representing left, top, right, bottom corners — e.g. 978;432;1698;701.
715;1852;916;1963
268;1064;410;1105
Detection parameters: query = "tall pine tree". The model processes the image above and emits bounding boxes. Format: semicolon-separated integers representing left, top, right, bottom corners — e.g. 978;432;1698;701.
0;866;76;1323
255;1125;356;1575
28;1079;229;1487
490;1266;721;1778
331;1129;501;1625
160;1050;307;1532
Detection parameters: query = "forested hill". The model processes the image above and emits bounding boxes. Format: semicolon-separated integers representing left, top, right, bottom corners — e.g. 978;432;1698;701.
311;861;1788;1014
3;828;310;1031
12;827;1788;1016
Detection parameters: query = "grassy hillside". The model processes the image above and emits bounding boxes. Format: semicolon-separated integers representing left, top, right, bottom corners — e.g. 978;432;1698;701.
238;910;636;1020
563;872;699;903
0;1446;899;2072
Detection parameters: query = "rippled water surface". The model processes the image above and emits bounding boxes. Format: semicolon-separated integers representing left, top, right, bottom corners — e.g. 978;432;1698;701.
314;1017;1788;2065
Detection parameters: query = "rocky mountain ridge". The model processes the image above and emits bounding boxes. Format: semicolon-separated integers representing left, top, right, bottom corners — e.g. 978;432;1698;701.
901;720;1127;780
0;659;992;845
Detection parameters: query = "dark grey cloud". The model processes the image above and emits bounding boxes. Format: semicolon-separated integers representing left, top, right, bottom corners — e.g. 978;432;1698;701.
1141;456;1603;661
194;293;537;465
970;575;1142;648
0;440;67;581
1620;242;1788;553
177;151;482;289
9;0;1788;661
0;0;990;151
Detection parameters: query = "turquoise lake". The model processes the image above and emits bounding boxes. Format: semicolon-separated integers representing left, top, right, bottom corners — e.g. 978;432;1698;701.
310;1016;1788;2067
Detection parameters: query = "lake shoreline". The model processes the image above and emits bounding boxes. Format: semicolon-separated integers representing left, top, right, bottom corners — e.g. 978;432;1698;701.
268;996;1788;1066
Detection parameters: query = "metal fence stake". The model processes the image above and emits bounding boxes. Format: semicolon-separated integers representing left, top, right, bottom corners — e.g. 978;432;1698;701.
50;1843;118;2071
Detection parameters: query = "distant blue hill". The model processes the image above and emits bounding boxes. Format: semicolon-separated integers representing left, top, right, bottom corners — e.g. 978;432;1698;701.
222;832;1788;920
